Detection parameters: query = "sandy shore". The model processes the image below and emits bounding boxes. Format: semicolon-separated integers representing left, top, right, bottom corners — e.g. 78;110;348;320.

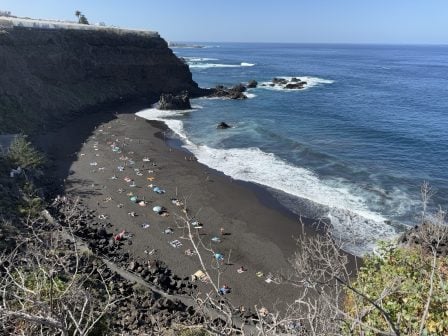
35;103;349;311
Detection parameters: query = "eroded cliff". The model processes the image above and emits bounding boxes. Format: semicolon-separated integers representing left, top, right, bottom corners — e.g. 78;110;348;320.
0;21;201;133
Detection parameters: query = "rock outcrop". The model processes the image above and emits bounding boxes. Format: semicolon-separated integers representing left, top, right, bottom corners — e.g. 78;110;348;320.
217;122;231;129
0;22;204;133
209;84;247;99
398;223;448;256
247;80;258;88
260;77;308;90
157;92;191;110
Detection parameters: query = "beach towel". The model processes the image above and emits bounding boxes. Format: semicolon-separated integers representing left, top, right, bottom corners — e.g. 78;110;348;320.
170;240;182;248
171;198;184;207
114;230;125;241
153;186;165;194
190;220;202;228
152;206;162;213
185;249;196;256
141;223;150;229
191;270;208;282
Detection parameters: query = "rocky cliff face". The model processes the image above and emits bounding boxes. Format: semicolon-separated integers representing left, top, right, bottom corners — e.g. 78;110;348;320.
0;25;201;133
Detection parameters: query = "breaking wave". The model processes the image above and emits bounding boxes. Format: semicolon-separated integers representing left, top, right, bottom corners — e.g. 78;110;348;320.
188;62;255;69
259;76;334;91
136;107;400;255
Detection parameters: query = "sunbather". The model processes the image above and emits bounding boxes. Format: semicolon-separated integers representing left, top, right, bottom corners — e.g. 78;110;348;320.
218;284;231;295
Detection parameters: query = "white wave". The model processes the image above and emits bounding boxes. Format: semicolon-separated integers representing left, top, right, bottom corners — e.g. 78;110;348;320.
259;76;334;91
183;57;219;62
136;108;398;255
188;62;255;69
245;93;257;99
135;105;201;123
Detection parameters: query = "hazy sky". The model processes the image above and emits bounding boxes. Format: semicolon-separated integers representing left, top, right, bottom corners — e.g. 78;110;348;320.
1;0;447;44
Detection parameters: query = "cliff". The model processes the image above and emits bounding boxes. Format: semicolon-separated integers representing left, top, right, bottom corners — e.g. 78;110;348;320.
0;17;202;133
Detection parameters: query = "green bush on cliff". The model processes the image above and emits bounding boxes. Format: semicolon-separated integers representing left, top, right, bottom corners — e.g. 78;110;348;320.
343;243;448;335
8;135;45;169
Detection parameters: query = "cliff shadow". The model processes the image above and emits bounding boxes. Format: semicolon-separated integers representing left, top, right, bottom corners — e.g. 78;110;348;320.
33;99;152;197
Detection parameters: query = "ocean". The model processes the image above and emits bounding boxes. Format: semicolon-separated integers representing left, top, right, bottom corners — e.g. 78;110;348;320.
137;43;448;255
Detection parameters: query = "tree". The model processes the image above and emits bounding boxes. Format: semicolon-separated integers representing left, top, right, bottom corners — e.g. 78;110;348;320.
8;135;45;170
78;14;89;25
74;10;89;25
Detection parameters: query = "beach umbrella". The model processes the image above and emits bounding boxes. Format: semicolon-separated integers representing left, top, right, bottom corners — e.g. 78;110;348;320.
129;196;138;202
153;206;162;213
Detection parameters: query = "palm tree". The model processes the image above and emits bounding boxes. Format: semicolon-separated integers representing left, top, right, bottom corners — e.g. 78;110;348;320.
75;10;81;21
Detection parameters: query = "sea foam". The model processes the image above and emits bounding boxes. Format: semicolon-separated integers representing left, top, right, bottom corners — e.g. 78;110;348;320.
136;107;397;255
259;76;334;91
188;62;255;69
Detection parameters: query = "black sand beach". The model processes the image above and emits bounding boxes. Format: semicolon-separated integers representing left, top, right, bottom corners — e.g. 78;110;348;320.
35;104;348;311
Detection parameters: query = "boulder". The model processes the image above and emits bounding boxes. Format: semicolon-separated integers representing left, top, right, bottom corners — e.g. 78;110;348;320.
247;79;258;88
217;122;231;129
284;81;307;89
209;85;247;99
398;222;448;256
157;91;191;110
272;77;288;85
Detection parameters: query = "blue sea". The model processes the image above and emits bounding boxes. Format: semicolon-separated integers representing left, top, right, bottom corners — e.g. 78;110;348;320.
137;43;448;255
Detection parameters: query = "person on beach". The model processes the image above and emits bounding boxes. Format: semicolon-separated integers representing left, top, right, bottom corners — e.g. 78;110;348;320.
218;284;230;295
220;227;225;235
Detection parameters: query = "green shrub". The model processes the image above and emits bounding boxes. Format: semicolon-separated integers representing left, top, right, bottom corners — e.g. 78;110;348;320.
8;135;45;169
343;244;448;335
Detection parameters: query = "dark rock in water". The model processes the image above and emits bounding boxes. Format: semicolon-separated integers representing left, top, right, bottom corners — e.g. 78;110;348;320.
209;84;247;99
284;81;307;89
158;91;191;110
272;77;288;85
217;122;231;129
247;79;258;88
232;83;247;93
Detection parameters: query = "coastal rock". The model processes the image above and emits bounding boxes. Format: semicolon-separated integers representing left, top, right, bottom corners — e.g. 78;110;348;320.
157;91;192;110
398;222;448;256
209;84;247;99
217;122;231;129
284;81;307;89
247;79;258;88
272;77;288;85
265;77;308;90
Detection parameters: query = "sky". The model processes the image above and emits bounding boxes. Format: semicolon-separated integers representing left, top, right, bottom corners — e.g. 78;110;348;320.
1;0;447;44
